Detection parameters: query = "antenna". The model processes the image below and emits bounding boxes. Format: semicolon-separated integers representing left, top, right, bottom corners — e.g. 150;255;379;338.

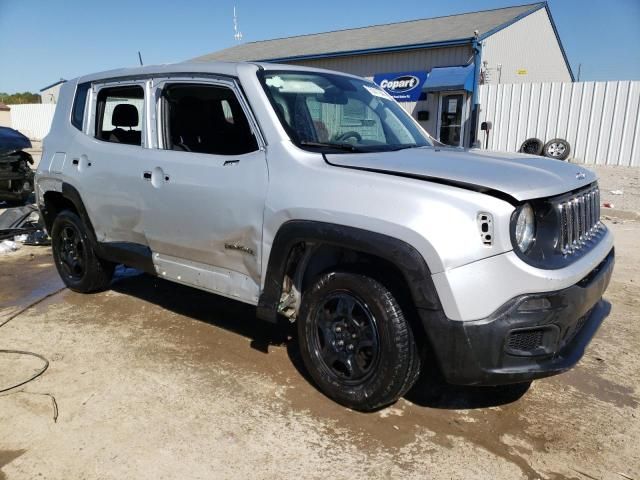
233;6;243;41
138;51;144;66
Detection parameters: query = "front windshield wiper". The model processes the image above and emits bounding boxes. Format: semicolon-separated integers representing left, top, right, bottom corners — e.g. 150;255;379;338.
299;140;363;152
384;144;427;151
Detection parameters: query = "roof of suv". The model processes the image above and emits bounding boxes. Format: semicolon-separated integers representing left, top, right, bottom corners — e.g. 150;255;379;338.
74;61;362;85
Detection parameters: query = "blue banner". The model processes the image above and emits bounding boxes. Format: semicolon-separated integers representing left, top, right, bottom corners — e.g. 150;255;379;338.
373;71;429;102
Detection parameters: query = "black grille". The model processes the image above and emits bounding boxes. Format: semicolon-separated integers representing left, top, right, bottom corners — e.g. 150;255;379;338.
507;329;545;353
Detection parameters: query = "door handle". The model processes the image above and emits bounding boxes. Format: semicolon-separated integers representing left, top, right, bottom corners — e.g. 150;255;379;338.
143;171;152;180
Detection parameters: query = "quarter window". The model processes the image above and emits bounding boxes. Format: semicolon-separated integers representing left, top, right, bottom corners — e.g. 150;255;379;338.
95;85;144;146
71;82;91;131
161;83;258;155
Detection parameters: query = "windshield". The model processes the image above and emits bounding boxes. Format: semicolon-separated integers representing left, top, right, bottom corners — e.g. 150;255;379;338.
259;70;432;153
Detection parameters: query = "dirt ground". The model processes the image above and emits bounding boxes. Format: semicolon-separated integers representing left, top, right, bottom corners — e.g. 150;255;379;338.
1;159;639;479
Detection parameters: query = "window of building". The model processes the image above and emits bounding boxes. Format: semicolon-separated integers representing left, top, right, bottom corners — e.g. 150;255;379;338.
95;85;144;145
161;83;258;155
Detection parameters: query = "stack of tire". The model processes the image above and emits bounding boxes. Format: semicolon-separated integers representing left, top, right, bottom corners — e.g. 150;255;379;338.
519;138;571;160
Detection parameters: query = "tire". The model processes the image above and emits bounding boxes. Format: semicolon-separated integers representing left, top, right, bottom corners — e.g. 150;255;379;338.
51;210;115;293
519;138;544;155
297;272;421;411
543;138;571;160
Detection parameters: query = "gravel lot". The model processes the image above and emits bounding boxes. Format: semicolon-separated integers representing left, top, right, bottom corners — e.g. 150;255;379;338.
0;149;638;479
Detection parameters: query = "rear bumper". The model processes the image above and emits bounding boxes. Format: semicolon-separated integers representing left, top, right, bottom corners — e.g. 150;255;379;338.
420;248;614;385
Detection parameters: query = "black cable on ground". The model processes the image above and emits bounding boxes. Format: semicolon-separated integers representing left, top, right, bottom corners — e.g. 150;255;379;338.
0;350;49;393
0;286;66;328
0;286;65;393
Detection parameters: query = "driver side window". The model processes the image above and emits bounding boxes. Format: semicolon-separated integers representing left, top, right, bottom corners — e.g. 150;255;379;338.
305;96;385;143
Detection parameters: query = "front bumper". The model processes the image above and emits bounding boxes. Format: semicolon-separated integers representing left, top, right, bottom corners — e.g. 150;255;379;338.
420;248;614;385
0;170;34;201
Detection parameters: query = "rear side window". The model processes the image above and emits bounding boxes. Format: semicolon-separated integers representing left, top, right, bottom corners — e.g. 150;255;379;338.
71;82;91;131
161;83;258;155
95;85;144;146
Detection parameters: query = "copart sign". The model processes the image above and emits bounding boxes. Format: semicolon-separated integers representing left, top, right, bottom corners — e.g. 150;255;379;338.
373;71;428;102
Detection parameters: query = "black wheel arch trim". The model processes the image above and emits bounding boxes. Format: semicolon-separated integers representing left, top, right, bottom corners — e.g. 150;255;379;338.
257;220;441;323
44;182;155;274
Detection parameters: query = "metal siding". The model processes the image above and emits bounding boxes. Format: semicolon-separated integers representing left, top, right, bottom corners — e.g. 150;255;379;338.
7;103;57;140
478;81;640;167
481;8;571;84
289;46;472;78
608;81;629;166
620;82;640;167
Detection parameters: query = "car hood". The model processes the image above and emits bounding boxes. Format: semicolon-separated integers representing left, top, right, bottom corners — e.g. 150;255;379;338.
325;147;596;202
0;126;31;157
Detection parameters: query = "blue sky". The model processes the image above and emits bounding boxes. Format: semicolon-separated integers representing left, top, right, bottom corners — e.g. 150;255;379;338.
0;0;639;93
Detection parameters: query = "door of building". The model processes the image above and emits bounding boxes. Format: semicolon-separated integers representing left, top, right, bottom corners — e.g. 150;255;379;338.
438;93;466;147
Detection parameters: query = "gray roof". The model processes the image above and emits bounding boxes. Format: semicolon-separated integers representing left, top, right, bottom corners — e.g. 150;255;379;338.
193;3;545;63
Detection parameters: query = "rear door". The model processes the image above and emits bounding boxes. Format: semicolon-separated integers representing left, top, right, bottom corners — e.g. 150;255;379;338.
63;81;149;245
140;77;268;302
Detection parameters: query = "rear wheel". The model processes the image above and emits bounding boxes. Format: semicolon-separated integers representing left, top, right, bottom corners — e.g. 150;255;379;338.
51;210;115;292
298;272;420;411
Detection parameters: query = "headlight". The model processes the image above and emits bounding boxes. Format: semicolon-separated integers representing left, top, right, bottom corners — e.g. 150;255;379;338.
514;203;535;252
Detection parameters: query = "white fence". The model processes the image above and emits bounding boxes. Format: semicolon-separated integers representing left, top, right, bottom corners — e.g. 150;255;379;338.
478;81;640;167
7;103;57;141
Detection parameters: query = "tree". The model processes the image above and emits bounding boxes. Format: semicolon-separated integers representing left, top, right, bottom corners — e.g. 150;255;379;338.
0;92;42;104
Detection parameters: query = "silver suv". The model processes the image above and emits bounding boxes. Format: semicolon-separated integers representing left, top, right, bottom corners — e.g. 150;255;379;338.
36;62;614;411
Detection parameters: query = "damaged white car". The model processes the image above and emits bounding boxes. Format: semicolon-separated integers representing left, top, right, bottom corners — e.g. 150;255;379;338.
36;62;614;411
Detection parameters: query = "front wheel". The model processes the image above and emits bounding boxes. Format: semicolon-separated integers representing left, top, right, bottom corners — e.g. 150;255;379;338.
297;272;421;411
51;210;115;293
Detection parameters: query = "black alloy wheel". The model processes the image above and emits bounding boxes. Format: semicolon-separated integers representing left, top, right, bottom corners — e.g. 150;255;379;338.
51;210;115;292
56;223;87;281
298;272;421;411
310;291;380;385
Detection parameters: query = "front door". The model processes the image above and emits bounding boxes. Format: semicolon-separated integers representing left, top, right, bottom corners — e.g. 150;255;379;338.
140;79;268;303
438;93;466;147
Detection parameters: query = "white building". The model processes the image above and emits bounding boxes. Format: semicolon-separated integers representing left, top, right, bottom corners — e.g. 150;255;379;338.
39;79;67;104
194;2;572;148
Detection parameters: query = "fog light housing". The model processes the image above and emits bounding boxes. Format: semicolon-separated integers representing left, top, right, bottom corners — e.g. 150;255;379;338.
517;297;552;312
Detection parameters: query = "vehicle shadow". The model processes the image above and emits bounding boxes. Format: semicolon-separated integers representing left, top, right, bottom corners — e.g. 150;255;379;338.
110;268;530;411
404;368;531;410
109;268;292;352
